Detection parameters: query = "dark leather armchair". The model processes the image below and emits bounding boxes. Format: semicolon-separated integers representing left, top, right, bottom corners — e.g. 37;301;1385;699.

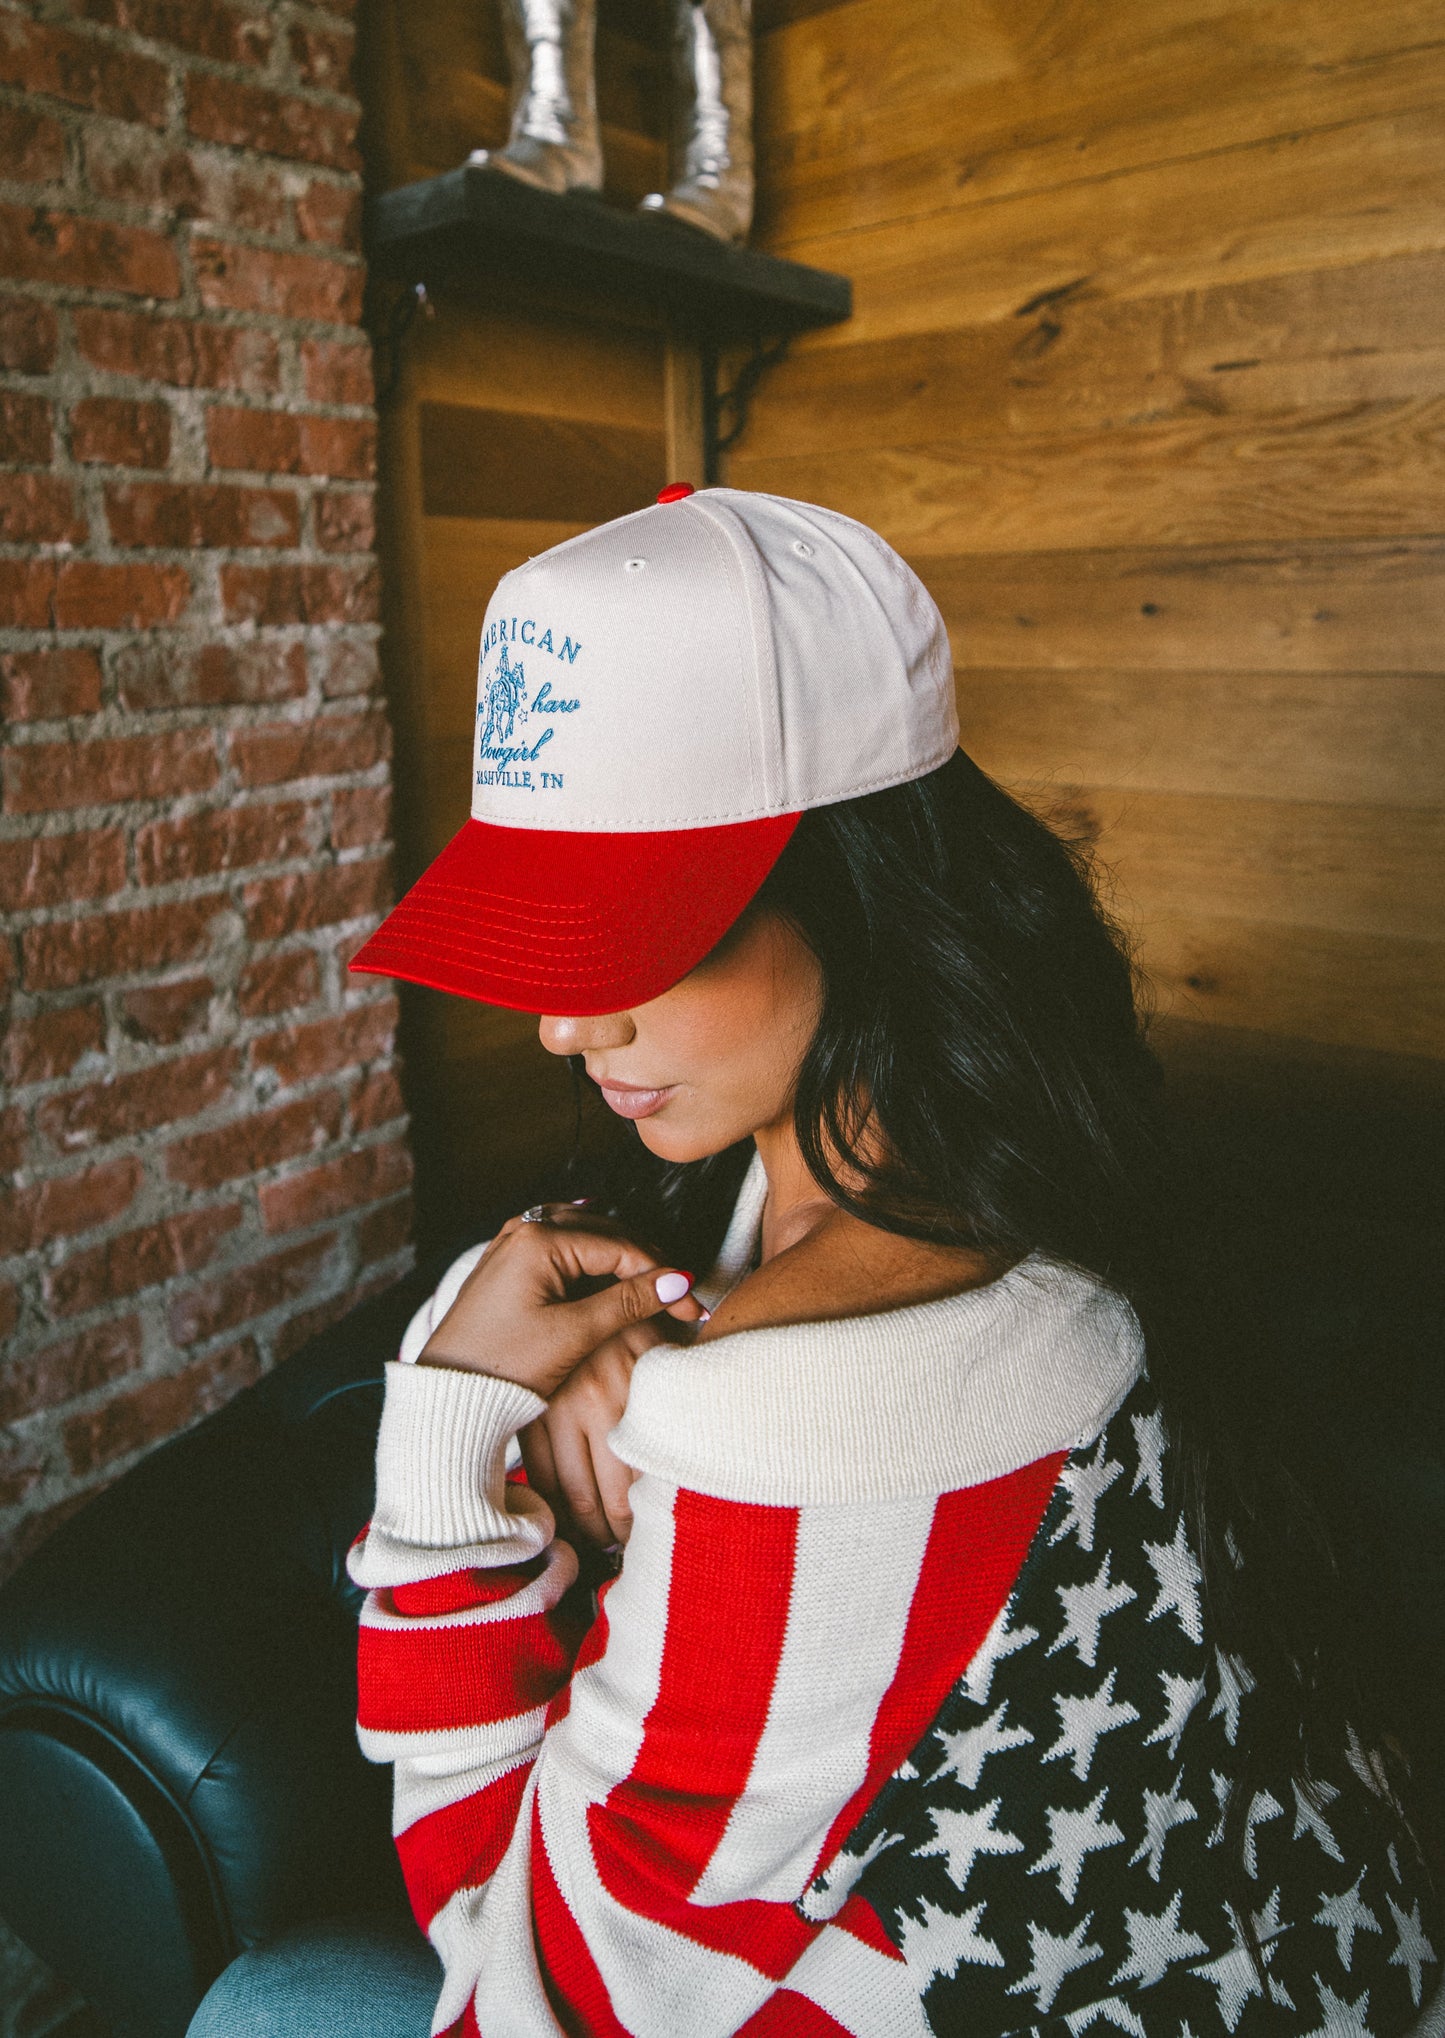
1;1060;1441;2037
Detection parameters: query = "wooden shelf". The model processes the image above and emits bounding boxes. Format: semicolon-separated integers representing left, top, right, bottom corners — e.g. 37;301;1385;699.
366;165;852;342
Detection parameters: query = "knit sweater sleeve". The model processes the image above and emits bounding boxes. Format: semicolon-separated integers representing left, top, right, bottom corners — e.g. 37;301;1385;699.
347;1352;1069;2037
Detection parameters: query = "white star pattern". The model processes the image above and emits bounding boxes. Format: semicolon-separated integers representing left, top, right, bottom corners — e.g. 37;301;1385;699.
957;1604;1040;1709
917;1797;1024;1894
1206;1769;1231;1849
896;1898;1003;1983
1128;1773;1198;1882
1028;1789;1125;1904
935;1700;1034;1792
1050;1439;1124;1553
1006;1914;1104;2014
1042;1668;1141;1784
1111;1886;1209;1989
1143;1669;1205;1760
1314;1870;1381;1970
1386;1891;1438;2006
1047;1553;1136;1670
1243;1787;1284;1879
1143;1516;1204;1643
1065;1998;1148;2036
1209;1647;1253;1747
1129;1406;1167;1508
1186;1941;1265;2033
1300;1976;1373;2035
798;1828;900;1922
1292;1778;1344;1865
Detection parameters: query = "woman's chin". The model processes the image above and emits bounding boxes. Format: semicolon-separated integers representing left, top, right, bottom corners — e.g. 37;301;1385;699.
634;1116;733;1165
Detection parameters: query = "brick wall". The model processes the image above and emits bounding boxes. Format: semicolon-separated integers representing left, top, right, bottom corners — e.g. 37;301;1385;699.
0;0;412;1609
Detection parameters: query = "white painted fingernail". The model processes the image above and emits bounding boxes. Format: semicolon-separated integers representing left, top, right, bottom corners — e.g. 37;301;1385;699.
655;1271;691;1304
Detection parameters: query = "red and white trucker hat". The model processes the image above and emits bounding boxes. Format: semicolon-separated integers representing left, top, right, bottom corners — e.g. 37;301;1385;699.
349;485;959;1015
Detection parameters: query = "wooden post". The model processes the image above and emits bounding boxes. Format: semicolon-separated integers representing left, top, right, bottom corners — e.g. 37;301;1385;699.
664;317;707;486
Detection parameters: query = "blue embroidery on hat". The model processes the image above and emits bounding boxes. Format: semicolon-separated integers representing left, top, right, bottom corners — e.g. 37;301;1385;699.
474;626;579;792
478;640;527;750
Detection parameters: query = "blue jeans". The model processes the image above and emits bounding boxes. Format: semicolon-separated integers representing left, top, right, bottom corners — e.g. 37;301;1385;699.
186;1916;443;2037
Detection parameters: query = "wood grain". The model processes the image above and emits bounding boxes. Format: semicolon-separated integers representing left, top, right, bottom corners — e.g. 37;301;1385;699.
959;670;1445;809
419;404;664;523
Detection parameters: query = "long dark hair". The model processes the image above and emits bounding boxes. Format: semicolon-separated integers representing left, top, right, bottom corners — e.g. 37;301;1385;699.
535;746;1416;1920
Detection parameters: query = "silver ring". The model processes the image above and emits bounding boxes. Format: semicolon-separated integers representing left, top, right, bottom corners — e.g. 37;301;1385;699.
519;1205;552;1224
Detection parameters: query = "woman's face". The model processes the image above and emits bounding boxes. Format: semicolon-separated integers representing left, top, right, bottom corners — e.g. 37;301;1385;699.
536;902;824;1163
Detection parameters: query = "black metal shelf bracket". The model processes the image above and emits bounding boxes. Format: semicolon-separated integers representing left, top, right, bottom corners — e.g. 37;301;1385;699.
702;333;793;484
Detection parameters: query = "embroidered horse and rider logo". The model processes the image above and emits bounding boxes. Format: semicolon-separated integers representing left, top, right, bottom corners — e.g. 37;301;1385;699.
478;641;528;750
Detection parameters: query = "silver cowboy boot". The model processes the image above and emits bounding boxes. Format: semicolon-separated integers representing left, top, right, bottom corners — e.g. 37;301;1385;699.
466;0;603;196
639;0;754;244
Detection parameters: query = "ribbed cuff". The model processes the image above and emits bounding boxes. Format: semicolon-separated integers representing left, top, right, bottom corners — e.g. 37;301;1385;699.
358;1361;550;1582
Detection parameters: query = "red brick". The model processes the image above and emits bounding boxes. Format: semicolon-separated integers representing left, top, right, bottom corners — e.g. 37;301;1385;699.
0;1315;143;1426
220;559;377;626
1;1001;107;1086
0;14;169;126
230;706;389;786
236;947;319;1016
296;177;361;250
38;1045;236;1151
314;635;378;697
243;858;390;940
75;0;274;68
169;1240;332;1346
261;1136;410;1234
24;897;224;994
136;800;314;884
315;487;374;553
74;306;281;395
0;1104;25;1174
53;559;190;629
71;396;172;468
0;1156;141;1258
0;1435;45;1511
287;16;354;91
350;1064;405;1132
83;129;290;236
193;235;361;323
46;1202;241;1317
119;976;212;1044
357;1192;411;1266
0;206;180;298
115;636;305;710
301;336;371;407
0;934;12;1007
0;104;66;185
0;647;104;722
3;729;217;814
332;783;390;850
64;1338;260;1473
165;1088;343;1189
206;406;372;479
0;560;57;628
105;479;300;550
250;997;395;1087
0;474;86;545
0;293;58;373
0;830;126;909
0;1278;18;1342
0;389;53;464
185;73;359;171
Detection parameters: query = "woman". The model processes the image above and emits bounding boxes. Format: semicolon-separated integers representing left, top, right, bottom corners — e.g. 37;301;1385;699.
191;487;1439;2036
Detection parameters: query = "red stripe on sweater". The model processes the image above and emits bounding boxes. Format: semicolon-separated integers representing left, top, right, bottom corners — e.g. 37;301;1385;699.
532;1795;632;2038
587;1490;812;1975
836;1892;903;1960
737;1994;853;2036
358;1602;585;1733
390;1557;545;1618
395;1761;531;1931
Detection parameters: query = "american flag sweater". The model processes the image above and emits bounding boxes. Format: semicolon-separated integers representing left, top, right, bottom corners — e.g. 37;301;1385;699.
348;1150;1442;2037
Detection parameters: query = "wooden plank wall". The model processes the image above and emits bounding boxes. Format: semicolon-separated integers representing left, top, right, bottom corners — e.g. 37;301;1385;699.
358;0;673;1234
734;0;1445;1077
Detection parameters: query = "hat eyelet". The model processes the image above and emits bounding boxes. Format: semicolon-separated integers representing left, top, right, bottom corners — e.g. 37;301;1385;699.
624;557;647;574
792;540;814;558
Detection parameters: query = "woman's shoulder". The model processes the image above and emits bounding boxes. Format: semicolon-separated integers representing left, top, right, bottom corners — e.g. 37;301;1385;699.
611;1251;1145;1508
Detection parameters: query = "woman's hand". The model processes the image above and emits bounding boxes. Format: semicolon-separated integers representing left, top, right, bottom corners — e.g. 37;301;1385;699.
417;1201;706;1400
519;1323;660;1548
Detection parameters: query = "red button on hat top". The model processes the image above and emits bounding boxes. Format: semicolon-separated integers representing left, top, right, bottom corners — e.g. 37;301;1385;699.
657;482;695;503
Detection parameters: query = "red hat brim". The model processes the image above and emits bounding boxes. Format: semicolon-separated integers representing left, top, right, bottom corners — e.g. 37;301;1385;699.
348;811;803;1015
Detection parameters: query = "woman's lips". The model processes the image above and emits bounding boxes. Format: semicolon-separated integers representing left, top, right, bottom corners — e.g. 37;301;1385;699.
598;1083;676;1120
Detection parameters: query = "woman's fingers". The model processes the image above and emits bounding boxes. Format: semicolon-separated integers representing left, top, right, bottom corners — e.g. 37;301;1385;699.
518;1416;560;1513
546;1410;612;1547
593;1437;636;1547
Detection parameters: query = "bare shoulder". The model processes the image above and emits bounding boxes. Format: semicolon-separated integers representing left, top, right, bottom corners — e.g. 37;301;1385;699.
694;1209;998;1344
